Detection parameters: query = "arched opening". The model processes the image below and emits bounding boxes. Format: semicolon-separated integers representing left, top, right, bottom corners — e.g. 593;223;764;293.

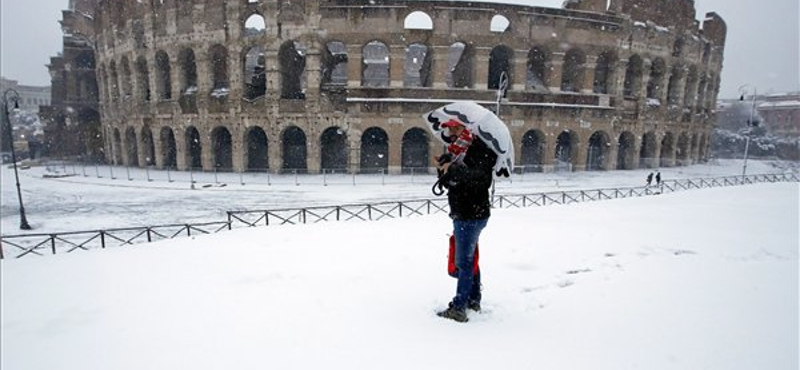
178;48;198;95
561;49;585;93
446;42;472;89
698;134;708;162
244;13;266;36
666;65;683;107
120;57;133;99
155;50;172;100
696;75;708;113
141;126;155;166
672;37;684;58
136;56;151;102
185;126;202;169
125;127;139;167
647;58;666;100
405;43;432;87
623;55;644;97
639;131;658;168
404;11;433;30
322;41;348;88
360;127;389;173
279;40;307;99
527;47;548;91
593;51;615;94
109;60;119;103
683;66;698;110
490;14;510;33
521;130;546;172
488;45;513;91
320;127;348;173
160;127;177;169
212;126;233;170
243;46;266;100
113;128;122;165
555;131;577;171
245;127;269;171
660;132;675;167
676;132;690;165
209;44;230;93
401;128;429;173
281;126;307;172
587;131;610;171
362;41;390;87
690;133;699;163
616;131;636;170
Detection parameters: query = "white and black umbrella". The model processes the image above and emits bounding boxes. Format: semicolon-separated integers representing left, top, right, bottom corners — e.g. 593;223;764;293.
423;101;514;177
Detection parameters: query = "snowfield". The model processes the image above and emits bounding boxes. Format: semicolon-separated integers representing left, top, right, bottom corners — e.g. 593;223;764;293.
1;160;798;370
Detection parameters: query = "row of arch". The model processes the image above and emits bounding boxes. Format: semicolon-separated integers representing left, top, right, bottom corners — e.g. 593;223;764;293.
98;40;718;113
110;125;431;172
109;125;708;172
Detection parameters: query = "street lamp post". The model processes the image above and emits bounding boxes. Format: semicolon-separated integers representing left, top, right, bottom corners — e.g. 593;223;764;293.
738;85;757;177
2;88;32;230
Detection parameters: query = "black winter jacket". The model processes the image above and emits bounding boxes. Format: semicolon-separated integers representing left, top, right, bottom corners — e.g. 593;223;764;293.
443;137;497;220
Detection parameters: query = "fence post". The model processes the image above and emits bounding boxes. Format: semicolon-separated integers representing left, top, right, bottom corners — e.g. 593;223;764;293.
186;225;191;237
82;163;87;177
399;202;403;217
126;165;132;181
146;228;152;242
100;231;106;248
50;235;57;255
95;163;101;178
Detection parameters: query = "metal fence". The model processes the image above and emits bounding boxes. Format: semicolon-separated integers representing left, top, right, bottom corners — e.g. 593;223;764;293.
2;172;797;259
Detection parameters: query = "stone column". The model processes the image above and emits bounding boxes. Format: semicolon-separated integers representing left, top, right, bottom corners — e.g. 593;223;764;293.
268;132;282;174
231;124;245;173
175;127;188;170
473;48;490;90
582;56;598;94
201;126;213;171
346;45;362;88
389;44;405;88
152;126;164;169
512;49;528;91
548;56;564;92
432;45;451;89
387;129;402;174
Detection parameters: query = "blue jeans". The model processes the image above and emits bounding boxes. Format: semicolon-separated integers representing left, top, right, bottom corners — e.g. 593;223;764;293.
452;218;488;309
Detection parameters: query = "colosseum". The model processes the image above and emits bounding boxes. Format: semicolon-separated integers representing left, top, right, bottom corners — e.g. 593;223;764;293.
92;0;726;174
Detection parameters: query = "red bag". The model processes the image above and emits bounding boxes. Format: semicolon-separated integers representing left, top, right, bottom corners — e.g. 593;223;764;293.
448;234;480;278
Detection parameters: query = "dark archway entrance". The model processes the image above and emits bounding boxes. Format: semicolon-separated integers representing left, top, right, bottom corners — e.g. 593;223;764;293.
360;127;389;173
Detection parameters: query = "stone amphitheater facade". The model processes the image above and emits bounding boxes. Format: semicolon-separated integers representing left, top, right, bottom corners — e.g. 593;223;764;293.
93;0;726;174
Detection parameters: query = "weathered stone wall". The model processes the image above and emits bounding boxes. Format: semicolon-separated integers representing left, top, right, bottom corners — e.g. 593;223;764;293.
93;0;726;173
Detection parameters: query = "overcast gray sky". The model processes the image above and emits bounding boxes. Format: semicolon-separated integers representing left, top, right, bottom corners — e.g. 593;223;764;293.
1;0;798;98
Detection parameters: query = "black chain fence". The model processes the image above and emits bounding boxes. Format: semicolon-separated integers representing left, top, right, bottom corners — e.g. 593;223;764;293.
2;173;797;259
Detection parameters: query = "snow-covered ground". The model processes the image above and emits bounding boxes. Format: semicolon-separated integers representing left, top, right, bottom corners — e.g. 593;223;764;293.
1;174;797;369
1;158;796;234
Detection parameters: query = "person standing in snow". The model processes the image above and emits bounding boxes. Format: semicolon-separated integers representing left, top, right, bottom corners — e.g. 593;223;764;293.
435;119;497;323
646;172;653;186
655;171;661;186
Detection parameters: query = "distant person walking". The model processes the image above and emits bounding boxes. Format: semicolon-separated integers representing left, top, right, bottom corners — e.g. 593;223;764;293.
655;171;661;186
646;172;654;186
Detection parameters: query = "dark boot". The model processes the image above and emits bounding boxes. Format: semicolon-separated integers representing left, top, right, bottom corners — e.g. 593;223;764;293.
468;300;481;312
437;306;468;323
